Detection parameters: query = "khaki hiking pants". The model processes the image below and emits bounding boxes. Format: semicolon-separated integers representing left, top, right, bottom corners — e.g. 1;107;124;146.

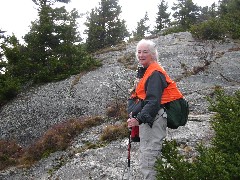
139;108;167;180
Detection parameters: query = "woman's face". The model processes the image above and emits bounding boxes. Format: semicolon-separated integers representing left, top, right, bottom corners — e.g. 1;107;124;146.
137;43;154;68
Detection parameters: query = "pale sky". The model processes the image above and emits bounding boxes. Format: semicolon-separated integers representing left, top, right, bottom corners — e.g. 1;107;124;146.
0;0;218;42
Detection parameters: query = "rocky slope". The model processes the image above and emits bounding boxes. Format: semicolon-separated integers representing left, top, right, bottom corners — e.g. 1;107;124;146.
0;32;240;179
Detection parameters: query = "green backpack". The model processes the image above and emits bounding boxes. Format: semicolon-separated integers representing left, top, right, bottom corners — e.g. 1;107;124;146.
164;98;189;129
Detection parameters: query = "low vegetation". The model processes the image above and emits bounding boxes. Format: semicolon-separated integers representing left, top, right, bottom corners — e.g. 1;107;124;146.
0;100;129;171
100;123;129;142
0;116;105;170
155;89;240;179
0;140;22;170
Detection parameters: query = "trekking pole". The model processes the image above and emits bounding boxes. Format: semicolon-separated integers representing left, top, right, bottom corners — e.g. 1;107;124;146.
127;127;132;180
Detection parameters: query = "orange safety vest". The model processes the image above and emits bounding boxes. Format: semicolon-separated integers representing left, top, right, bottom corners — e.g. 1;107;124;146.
131;62;183;104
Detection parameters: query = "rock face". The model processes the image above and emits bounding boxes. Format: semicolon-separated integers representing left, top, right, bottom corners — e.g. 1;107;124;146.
0;32;240;179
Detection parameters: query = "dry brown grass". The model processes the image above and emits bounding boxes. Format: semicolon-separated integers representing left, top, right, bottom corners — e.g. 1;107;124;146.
0;140;23;170
0;116;105;169
0;100;130;170
100;122;129;142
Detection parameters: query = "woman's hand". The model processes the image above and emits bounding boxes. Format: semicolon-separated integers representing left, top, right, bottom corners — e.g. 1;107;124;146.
127;118;139;128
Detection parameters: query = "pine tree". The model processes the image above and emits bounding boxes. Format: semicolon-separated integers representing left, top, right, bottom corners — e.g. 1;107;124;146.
218;0;229;16
209;2;218;18
155;0;171;33
85;8;104;52
218;0;240;38
132;12;150;40
25;2;81;66
198;3;218;23
85;0;129;53
172;0;200;30
0;0;99;105
23;0;83;82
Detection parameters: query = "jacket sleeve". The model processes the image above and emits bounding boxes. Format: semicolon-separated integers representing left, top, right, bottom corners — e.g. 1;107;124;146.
136;71;167;127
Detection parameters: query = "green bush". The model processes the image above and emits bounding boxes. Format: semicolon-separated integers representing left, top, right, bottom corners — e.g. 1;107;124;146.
155;89;240;179
222;14;240;39
155;140;194;180
208;90;240;154
33;66;53;83
162;26;185;36
190;18;226;40
0;76;20;106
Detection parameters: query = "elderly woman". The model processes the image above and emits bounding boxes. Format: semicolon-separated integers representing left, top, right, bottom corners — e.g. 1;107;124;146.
127;39;183;179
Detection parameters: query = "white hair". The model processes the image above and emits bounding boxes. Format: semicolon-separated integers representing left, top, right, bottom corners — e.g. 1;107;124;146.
136;39;159;61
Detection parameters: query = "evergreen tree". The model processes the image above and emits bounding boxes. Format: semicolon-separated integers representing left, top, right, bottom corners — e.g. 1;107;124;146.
0;35;22;106
0;0;100;105
198;3;218;23
25;2;81;65
172;0;200;30
218;0;229;16
218;0;240;23
0;30;5;74
132;12;150;40
218;0;240;38
209;2;218;18
24;0;83;82
2;35;30;81
155;0;171;33
84;8;104;52
85;0;129;53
